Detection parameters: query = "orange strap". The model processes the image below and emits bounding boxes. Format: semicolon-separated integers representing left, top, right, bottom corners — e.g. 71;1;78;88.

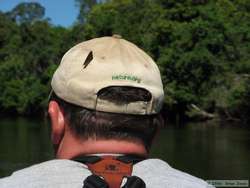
86;156;133;188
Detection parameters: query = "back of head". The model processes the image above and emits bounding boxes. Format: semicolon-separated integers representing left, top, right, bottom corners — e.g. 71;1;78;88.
50;35;164;150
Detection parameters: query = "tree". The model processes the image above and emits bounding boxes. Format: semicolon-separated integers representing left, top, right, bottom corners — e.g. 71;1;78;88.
80;0;250;123
75;0;100;24
0;0;249;123
0;5;66;115
7;2;45;24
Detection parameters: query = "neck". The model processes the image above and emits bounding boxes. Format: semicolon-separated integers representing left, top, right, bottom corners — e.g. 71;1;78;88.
56;135;148;159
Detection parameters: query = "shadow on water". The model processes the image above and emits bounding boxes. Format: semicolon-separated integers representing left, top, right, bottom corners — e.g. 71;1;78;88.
150;120;250;180
0;117;249;181
0;117;53;177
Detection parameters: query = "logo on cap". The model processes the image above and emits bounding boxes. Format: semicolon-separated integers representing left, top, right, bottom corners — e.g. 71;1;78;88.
112;74;141;83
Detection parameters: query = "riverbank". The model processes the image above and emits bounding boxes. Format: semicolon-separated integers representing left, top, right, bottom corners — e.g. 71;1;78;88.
161;103;249;127
1;103;249;129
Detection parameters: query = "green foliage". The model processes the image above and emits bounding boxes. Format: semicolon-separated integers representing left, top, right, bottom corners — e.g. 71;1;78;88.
80;0;250;122
0;0;249;124
225;77;250;124
0;11;66;115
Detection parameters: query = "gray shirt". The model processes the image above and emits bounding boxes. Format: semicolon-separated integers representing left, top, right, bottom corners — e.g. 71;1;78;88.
0;159;213;188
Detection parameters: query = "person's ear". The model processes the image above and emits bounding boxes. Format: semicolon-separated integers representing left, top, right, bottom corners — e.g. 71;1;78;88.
48;101;65;146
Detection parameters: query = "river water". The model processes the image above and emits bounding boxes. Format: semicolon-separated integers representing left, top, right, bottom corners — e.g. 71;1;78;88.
0;117;249;181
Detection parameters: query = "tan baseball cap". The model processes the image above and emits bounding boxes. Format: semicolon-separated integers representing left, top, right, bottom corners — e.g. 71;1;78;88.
51;35;164;115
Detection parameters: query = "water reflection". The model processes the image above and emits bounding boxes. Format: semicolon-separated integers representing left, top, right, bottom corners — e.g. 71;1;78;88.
0;117;53;177
150;122;250;179
0;118;249;180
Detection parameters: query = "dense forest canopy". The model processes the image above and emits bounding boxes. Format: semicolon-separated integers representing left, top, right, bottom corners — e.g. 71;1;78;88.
0;0;249;125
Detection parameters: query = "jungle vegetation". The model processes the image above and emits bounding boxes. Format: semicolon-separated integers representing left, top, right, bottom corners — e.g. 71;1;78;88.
0;0;249;125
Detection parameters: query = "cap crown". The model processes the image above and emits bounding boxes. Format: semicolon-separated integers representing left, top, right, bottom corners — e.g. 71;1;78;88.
51;36;164;114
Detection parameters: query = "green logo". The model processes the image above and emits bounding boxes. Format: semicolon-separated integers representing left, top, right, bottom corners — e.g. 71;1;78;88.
112;74;141;83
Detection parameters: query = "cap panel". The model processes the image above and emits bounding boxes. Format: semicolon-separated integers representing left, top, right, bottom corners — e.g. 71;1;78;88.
51;47;94;105
66;78;97;109
96;99;149;114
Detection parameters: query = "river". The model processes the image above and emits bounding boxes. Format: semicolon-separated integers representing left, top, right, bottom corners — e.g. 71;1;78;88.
0;117;249;181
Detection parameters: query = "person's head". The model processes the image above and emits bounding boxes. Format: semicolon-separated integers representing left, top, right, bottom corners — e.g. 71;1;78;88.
48;35;164;158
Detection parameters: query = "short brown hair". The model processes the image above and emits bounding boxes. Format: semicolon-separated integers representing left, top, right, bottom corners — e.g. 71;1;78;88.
50;86;163;150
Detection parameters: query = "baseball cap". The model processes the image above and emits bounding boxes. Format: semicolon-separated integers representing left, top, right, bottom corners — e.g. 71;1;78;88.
51;35;164;115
